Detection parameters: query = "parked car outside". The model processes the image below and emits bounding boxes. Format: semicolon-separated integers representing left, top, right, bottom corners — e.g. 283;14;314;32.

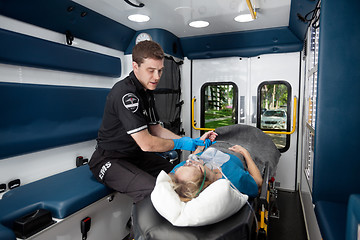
261;109;287;130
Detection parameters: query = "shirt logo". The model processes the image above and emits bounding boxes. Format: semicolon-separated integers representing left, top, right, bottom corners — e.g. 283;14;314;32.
99;161;112;180
122;93;139;113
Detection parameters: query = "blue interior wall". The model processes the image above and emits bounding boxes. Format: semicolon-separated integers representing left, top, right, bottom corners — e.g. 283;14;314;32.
0;28;121;77
180;27;303;59
313;0;360;204
289;0;320;41
0;0;135;52
0;82;110;159
125;29;184;60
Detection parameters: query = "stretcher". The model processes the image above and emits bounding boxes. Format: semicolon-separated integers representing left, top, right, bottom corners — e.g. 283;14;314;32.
131;124;281;240
132;162;279;240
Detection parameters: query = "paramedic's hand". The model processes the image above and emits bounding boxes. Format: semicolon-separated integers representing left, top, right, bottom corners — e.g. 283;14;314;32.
194;138;214;149
173;137;199;151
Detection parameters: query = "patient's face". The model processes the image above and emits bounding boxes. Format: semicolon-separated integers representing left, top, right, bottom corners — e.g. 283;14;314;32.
174;159;203;183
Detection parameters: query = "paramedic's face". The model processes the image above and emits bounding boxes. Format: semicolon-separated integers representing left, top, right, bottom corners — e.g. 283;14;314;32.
133;58;164;91
174;159;203;182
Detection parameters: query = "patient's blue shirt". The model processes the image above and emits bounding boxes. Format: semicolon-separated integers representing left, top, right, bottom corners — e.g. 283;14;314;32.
171;152;259;197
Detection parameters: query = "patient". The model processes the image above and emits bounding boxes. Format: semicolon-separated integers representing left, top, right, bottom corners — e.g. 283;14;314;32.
169;132;262;201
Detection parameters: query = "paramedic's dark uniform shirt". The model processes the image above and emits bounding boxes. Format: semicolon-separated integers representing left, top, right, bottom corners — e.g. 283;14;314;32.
97;71;160;152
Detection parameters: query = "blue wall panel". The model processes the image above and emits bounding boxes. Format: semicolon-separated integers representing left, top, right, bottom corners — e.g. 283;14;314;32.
180;27;303;59
0;0;135;52
0;82;110;159
289;0;320;41
125;29;184;60
313;0;360;204
0;28;121;77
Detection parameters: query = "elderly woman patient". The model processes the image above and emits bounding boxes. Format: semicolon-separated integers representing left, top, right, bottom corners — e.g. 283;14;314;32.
169;131;263;201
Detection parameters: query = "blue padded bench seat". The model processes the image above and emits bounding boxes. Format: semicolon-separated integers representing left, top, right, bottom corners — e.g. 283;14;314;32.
0;82;110;159
316;195;360;240
346;194;360;240
315;201;348;240
0;165;113;240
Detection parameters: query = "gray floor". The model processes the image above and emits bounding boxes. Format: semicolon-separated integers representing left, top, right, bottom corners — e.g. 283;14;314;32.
268;190;308;240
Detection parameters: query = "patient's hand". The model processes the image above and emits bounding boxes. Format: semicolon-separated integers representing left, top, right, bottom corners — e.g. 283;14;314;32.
192;131;217;154
200;131;217;142
229;145;250;158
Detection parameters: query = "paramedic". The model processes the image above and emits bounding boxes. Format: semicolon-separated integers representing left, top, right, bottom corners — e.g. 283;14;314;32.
89;40;216;202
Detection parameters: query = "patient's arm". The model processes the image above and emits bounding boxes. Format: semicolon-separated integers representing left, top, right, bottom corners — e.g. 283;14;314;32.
229;145;263;188
193;146;205;155
193;131;217;154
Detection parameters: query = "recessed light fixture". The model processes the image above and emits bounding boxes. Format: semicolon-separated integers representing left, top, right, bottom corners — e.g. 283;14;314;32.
234;14;254;23
189;20;209;28
128;14;150;23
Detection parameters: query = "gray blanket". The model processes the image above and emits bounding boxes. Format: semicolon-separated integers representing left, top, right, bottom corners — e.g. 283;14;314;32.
212;124;281;178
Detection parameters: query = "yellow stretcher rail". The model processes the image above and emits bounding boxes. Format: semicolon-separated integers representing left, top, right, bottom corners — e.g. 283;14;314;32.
191;96;297;135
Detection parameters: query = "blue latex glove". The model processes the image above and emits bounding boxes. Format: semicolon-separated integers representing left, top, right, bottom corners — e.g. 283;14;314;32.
194;137;206;146
173;137;199;151
205;138;216;148
194;138;216;149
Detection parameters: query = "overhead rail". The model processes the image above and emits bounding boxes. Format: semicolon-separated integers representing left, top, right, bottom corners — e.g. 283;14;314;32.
246;0;257;20
191;97;297;135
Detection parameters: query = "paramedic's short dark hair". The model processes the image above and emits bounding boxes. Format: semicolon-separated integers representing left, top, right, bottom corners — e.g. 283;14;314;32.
132;40;164;66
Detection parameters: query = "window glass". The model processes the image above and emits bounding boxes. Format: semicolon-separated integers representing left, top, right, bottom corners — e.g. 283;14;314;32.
201;83;238;130
257;82;291;151
303;25;319;188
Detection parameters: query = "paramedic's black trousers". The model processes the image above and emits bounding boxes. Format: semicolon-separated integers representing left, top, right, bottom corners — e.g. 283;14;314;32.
89;146;173;203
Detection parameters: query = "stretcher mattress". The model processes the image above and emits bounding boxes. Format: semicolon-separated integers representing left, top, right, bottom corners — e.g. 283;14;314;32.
132;197;256;240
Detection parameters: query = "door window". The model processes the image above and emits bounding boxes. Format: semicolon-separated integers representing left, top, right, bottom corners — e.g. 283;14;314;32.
257;81;291;151
201;82;238;130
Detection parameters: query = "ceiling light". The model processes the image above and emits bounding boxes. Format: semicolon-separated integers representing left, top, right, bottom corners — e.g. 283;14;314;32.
234;14;254;23
128;14;150;23
189;20;209;28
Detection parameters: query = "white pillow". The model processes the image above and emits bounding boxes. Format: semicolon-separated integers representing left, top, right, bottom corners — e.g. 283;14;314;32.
150;171;248;227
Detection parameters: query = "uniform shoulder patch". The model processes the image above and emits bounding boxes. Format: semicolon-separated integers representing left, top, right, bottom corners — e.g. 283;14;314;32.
122;93;139;113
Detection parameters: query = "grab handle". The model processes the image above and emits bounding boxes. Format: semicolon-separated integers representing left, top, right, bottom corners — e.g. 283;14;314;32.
191;97;215;131
263;97;297;135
